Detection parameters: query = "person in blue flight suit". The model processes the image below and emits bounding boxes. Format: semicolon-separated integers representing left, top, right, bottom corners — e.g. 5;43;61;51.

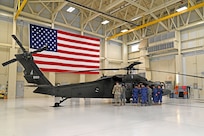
152;85;158;104
157;85;163;104
140;84;148;106
132;84;140;105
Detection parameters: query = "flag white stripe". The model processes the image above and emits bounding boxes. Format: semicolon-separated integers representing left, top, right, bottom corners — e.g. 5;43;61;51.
33;56;100;66
58;33;100;45
37;64;98;71
58;46;100;55
58;39;100;50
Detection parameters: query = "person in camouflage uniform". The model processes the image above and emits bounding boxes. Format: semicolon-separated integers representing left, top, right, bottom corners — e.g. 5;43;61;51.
112;82;122;105
120;83;126;105
147;85;152;106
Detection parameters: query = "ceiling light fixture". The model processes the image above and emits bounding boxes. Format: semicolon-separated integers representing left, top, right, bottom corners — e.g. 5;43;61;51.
66;7;75;12
131;16;141;21
121;29;128;33
101;20;109;25
176;6;187;12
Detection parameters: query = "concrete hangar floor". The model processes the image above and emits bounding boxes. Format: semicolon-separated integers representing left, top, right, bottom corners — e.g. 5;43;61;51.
0;97;204;136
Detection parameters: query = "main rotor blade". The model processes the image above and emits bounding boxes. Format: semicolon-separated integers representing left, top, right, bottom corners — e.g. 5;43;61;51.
30;46;47;54
11;35;27;53
140;69;204;79
52;68;124;74
98;68;124;71
2;58;17;66
58;62;142;73
52;61;142;74
126;62;142;69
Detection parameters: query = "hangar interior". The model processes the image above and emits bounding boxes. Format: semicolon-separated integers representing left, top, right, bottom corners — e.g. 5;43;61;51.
1;0;204;99
1;0;204;136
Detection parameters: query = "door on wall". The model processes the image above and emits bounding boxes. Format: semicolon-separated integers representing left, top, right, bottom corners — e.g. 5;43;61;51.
16;81;24;98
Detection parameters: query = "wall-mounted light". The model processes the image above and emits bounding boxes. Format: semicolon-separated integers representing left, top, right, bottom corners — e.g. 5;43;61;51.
176;6;187;12
66;7;75;12
101;20;109;25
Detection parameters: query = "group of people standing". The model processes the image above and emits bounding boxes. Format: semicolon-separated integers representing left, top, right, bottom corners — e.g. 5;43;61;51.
132;84;163;106
112;82;163;106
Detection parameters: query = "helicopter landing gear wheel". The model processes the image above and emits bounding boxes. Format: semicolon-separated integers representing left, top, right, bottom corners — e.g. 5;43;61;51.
54;103;60;107
53;97;69;107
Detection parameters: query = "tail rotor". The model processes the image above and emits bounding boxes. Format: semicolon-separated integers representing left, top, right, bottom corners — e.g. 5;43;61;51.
11;35;27;53
2;58;17;67
2;35;47;67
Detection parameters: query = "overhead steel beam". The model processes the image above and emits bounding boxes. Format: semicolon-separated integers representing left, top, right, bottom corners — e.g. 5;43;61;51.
66;0;137;26
52;1;67;21
28;0;64;3
83;0;125;24
189;0;204;20
106;0;181;32
53;2;67;15
107;2;204;40
15;0;27;20
125;0;169;31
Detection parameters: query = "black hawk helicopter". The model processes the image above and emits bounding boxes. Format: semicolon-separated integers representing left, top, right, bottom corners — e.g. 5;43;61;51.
2;35;171;107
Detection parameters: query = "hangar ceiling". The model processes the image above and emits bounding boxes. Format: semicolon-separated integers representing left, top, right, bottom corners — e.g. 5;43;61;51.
0;0;204;42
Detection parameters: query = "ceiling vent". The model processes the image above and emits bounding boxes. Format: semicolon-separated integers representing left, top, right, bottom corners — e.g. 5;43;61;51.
147;41;177;54
147;31;178;54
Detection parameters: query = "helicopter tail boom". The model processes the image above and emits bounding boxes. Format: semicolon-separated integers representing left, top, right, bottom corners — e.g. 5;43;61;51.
33;86;54;95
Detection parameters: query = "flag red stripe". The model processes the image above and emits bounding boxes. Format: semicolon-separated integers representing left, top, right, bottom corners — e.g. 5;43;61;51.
58;49;99;58
57;37;99;47
34;60;99;68
58;43;99;52
40;68;99;74
58;30;100;42
33;54;100;63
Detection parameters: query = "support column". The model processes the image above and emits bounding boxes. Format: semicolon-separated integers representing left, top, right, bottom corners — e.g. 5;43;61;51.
7;48;18;99
104;39;109;75
79;74;86;83
8;9;18;99
139;39;151;80
175;30;183;86
122;35;128;69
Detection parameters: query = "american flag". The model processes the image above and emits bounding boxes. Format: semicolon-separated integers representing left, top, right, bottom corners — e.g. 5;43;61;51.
29;24;100;74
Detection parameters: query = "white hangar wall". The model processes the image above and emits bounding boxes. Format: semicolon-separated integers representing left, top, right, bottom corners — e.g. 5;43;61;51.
128;26;204;99
181;25;204;98
105;41;124;75
0;16;125;98
150;56;176;84
0;19;12;91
